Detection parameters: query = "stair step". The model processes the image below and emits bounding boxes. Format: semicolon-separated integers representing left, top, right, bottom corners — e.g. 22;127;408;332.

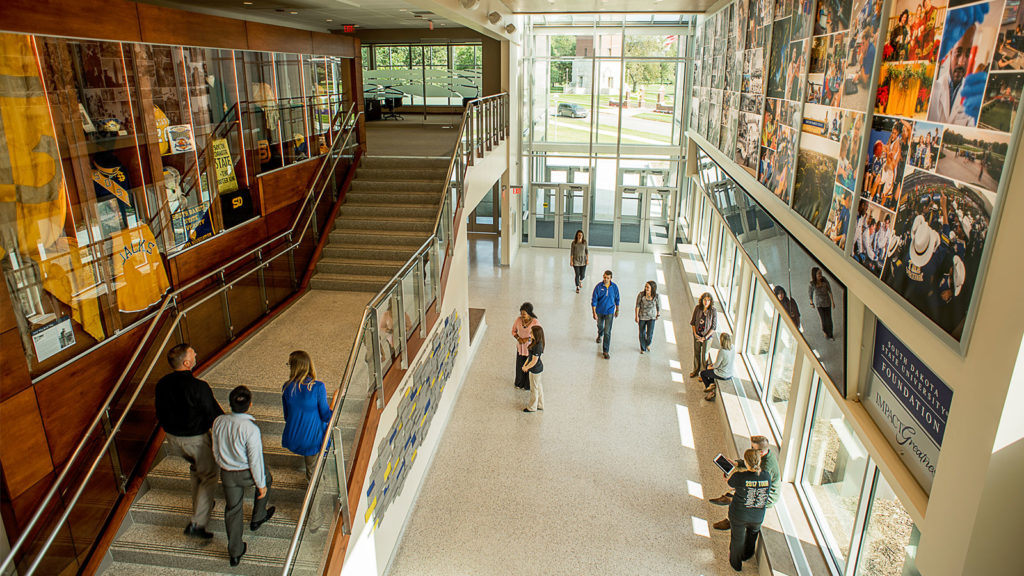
355;168;447;181
349;179;441;193
345;191;442;205
104;561;241;576
130;487;310;540
107;522;322;576
335;217;434;233
310;273;391;293
340;204;438;219
328;230;428;247
316;258;405;277
360;156;449;170
322;245;419;262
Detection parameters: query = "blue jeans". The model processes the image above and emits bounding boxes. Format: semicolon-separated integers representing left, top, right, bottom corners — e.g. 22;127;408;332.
638;319;655;351
596;313;614;353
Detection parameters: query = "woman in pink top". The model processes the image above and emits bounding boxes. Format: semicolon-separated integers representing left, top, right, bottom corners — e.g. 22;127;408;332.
512;302;540;390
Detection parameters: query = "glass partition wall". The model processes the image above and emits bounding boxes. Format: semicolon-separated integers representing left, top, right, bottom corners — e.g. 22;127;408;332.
520;14;695;253
688;143;920;576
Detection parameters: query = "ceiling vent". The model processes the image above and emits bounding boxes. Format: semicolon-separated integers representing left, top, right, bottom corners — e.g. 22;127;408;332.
487;11;502;24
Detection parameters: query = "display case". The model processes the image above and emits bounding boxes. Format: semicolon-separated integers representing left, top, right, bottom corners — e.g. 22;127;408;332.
0;31;349;375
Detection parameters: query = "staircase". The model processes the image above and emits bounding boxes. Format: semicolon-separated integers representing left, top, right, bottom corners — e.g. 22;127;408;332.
311;156;449;293
101;382;366;576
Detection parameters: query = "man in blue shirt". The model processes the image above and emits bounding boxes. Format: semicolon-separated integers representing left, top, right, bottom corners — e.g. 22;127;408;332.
591;270;620;358
213;386;276;567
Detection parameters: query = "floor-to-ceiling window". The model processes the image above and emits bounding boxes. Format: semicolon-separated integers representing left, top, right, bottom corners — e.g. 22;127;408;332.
362;42;482;106
521;14;694;253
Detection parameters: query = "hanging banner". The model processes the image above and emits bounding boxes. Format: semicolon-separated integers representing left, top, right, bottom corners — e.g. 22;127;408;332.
211;138;239;194
864;320;953;493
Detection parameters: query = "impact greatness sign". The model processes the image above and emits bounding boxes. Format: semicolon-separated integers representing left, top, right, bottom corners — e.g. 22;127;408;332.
865;321;953;493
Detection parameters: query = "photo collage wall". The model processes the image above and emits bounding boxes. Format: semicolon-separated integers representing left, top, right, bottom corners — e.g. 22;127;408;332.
759;0;815;203
793;0;884;250
688;0;1024;341
856;0;1022;339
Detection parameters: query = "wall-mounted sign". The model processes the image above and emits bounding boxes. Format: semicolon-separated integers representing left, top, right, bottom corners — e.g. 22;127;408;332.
864;321;953;493
31;316;75;362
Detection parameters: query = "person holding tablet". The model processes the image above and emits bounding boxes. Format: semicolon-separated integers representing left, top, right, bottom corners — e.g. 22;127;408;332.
725;449;772;571
709;436;780;531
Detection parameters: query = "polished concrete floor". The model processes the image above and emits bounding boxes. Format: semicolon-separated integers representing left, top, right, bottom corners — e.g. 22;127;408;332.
387;239;756;575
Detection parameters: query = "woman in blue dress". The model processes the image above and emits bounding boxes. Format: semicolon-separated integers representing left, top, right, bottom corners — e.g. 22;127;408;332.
281;350;333;528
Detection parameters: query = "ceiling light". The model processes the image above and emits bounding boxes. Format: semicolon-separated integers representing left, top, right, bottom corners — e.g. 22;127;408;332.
399;8;407;11
459;0;481;8
487;11;502;24
505;24;516;34
326;18;333;22
243;1;253;4
289;10;298;14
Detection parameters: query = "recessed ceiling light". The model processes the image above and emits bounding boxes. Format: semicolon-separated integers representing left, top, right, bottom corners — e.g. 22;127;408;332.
399;8;407;11
326;18;333;22
289;10;298;14
243;1;253;4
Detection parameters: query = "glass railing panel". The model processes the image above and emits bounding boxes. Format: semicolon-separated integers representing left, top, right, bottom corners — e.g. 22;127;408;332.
225;256;267;336
422;249;436;311
401;263;421;336
374;288;400;376
284;442;340;576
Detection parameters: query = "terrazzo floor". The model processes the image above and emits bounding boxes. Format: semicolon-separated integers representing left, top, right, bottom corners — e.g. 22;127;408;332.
205;290;376;391
387;242;757;576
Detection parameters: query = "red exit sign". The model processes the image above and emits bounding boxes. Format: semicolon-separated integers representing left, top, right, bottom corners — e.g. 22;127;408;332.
342;24;355;33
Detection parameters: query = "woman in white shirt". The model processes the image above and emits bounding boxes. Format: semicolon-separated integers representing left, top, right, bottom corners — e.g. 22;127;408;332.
700;333;734;401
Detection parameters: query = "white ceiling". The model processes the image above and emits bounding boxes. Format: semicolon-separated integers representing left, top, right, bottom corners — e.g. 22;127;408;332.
137;0;464;33
138;0;706;34
498;0;712;13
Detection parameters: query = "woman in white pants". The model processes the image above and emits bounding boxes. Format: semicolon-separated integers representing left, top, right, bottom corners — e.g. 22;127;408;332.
522;325;545;413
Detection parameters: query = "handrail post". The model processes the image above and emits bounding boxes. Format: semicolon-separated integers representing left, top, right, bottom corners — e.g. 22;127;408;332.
101;408;127;494
396;289;408;371
220;271;233;340
417;256;427;338
331;426;352;536
366;311;384;409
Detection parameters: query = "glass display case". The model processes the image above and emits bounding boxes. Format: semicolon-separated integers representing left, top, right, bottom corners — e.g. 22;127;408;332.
0;31;350;375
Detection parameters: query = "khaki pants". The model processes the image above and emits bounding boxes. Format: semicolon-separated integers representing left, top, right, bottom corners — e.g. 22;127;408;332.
165;432;218;528
527;372;544;411
693;336;710;373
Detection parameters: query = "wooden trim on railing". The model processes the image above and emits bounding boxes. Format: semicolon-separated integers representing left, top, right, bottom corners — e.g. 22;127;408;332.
299;148;362;291
77;152;360;575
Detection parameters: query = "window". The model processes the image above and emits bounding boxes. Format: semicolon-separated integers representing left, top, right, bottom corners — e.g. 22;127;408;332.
729;260;744;321
856;472;922;576
716;234;735;308
766;323;797;431
745;284;776;383
800;379;869;571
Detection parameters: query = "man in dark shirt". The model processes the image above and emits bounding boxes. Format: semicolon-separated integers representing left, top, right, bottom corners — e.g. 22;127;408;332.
155;343;223;539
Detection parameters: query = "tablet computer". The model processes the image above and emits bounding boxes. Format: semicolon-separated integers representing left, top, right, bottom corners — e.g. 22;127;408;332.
714;453;735;475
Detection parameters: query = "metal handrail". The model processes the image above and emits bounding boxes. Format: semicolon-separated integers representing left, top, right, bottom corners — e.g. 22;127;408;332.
0;103;362;576
278;92;509;576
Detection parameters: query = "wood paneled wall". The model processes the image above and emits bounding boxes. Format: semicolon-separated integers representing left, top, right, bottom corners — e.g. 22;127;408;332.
0;1;362;568
0;0;357;56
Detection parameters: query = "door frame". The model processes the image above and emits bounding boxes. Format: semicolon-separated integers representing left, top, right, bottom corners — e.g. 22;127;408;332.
528;182;591;248
613;185;675;252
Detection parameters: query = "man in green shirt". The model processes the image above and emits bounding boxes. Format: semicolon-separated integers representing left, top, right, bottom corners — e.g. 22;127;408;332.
710;435;780;530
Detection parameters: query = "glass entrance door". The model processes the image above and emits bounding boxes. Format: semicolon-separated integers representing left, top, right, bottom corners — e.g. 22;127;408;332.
529;183;590;248
531;184;559;247
647;187;673;250
614;186;675;252
560;184;588;248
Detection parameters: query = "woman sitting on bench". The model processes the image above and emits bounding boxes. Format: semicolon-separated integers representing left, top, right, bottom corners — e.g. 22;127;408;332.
701;333;734;401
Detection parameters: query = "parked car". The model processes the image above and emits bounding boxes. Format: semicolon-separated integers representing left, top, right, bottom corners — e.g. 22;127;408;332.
556;102;588;118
